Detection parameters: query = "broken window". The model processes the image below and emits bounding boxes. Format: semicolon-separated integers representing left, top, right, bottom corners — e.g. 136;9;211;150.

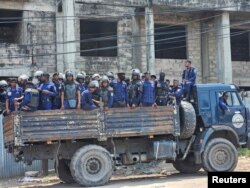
154;24;187;59
0;9;22;44
231;29;250;61
80;20;117;57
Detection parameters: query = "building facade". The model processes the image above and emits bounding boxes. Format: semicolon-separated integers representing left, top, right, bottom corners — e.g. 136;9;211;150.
0;0;250;87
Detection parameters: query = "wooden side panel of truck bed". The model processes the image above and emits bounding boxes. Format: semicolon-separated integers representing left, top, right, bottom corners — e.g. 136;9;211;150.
3;106;179;146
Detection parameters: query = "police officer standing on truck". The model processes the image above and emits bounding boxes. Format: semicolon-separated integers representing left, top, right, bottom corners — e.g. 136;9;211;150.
156;72;169;106
81;81;98;110
60;71;81;110
182;60;197;100
110;72;127;107
127;69;142;108
99;76;114;110
38;72;57;110
168;79;183;106
0;80;8;115
5;78;23;115
142;71;156;107
16;81;39;112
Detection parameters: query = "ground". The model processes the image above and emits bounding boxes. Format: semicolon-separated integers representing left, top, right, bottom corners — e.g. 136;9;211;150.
0;157;249;188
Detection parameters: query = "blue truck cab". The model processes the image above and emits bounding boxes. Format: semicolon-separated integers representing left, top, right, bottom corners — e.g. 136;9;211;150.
189;83;250;172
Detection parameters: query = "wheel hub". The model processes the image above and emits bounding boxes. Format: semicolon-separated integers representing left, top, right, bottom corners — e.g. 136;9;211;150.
86;158;101;174
214;150;228;165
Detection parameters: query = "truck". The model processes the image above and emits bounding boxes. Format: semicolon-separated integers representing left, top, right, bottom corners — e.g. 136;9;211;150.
2;83;250;187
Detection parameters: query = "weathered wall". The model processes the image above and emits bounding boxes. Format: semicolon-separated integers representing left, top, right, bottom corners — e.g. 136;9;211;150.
74;3;135;75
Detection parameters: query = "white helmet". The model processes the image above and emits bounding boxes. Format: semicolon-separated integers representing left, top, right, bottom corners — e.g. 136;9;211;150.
18;74;29;82
0;80;8;87
92;80;99;88
92;73;101;80
58;73;65;81
34;70;43;78
79;71;87;78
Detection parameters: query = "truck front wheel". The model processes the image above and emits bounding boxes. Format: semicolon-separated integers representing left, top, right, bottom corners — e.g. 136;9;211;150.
70;145;113;187
202;138;238;172
172;154;202;173
55;159;75;183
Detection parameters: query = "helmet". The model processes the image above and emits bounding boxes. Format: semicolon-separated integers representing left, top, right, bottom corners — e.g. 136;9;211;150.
34;70;43;78
0;80;8;87
106;72;114;79
76;73;85;81
25;81;36;87
79;71;86;78
132;68;141;76
92;80;99;88
65;71;74;78
101;75;109;83
41;72;50;78
144;71;150;75
18;74;29;82
58;73;65;80
92;73;101;80
88;81;97;88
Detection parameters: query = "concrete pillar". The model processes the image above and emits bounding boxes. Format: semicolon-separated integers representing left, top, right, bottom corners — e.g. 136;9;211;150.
56;11;64;73
215;12;232;83
132;15;141;69
145;6;155;74
201;22;210;83
62;0;76;73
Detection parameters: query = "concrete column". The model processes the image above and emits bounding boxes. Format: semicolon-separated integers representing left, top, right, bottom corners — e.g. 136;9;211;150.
62;0;76;73
201;22;210;83
145;6;155;74
132;15;141;69
56;11;64;73
216;12;232;83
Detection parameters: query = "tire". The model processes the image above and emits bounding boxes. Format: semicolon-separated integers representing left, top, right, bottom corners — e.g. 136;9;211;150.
202;138;238;172
55;159;75;184
173;154;202;173
70;145;113;187
179;101;196;139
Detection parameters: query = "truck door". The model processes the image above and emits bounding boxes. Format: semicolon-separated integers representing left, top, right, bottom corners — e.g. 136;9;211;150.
217;91;247;142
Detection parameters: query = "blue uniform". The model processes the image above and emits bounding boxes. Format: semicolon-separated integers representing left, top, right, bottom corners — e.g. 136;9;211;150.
142;80;155;106
52;81;61;109
79;83;87;94
219;97;229;111
182;67;197;98
38;82;57;110
6;86;23;112
81;89;97;110
110;80;127;107
168;86;183;105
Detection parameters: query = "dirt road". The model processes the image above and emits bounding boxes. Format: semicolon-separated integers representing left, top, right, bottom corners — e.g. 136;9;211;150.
1;157;249;188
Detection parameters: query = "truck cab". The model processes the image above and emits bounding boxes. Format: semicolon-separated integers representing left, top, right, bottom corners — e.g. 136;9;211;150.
189;84;250;171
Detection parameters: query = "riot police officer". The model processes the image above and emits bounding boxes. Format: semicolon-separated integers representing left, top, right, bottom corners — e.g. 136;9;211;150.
99;76;113;110
33;70;43;88
142;71;156;107
38;72;57;110
156;72;169;106
5;78;23;114
52;72;62;109
17;82;39;111
127;69;142;108
110;72;127;107
168;79;183;106
60;71;81;110
106;71;115;82
18;74;29;90
76;73;87;94
81;81;97;110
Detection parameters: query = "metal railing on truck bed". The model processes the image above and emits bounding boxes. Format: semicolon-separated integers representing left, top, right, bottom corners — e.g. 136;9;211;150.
3;106;179;146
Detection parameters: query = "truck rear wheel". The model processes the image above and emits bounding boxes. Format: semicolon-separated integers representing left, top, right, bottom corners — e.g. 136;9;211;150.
202;138;238;172
179;101;196;139
55;159;75;184
172;154;202;173
70;145;113;187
